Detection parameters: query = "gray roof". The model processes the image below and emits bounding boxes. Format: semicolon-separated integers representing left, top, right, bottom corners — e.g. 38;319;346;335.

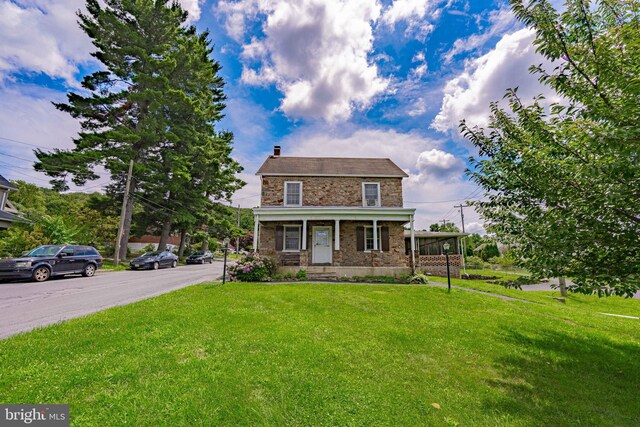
404;231;468;238
0;210;20;222
0;174;16;190
256;156;408;177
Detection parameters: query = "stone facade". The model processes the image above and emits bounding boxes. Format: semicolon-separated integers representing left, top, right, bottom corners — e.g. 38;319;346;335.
258;220;408;268
260;176;403;207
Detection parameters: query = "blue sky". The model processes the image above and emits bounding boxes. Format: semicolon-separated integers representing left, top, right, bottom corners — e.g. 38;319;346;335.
0;0;558;232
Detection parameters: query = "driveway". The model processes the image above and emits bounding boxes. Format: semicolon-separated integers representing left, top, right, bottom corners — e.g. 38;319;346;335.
0;262;225;339
522;277;640;300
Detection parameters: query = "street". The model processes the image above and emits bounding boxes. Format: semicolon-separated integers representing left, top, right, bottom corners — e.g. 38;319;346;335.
0;262;224;339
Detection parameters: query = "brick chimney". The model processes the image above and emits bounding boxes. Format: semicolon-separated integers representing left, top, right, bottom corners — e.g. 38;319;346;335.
273;145;281;157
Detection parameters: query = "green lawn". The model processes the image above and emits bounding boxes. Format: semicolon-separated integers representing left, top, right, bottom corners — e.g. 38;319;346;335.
100;260;129;271
1;282;639;426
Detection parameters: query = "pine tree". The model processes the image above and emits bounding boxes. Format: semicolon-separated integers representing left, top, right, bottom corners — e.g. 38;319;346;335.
35;0;243;258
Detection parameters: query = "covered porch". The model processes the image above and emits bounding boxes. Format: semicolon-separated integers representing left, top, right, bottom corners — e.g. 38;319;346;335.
252;207;417;277
404;231;468;278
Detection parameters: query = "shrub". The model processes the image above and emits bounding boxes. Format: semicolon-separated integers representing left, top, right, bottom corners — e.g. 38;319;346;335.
488;256;515;267
228;253;275;282
465;256;487;269
408;273;429;284
295;269;307;280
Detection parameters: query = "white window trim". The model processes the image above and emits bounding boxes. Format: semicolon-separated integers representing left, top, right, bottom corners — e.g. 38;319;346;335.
362;182;380;207
284;181;303;207
283;225;302;252
363;225;383;252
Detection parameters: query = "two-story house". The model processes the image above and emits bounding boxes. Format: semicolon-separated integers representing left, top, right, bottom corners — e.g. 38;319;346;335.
0;174;21;230
252;146;419;279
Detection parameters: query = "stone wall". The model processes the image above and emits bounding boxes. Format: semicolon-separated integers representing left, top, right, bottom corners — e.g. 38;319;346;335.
258;220;409;268
260;176;403;207
408;254;463;278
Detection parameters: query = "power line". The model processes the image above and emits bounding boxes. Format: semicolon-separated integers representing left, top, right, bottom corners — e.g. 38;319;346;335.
0;136;48;149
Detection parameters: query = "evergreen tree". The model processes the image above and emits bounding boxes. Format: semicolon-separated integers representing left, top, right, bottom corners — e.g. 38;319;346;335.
34;0;242;258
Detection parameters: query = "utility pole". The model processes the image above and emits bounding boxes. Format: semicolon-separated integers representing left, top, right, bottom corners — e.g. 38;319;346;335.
114;159;134;266
454;204;466;233
236;204;241;254
440;219;450;227
454;204;468;273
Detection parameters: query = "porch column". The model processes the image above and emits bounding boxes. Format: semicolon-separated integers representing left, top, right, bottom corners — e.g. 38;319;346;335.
334;219;340;250
410;215;416;273
253;215;259;252
302;219;307;250
372;219;378;250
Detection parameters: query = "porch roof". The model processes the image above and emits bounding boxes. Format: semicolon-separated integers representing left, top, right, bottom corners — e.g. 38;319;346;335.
253;206;415;222
403;231;468;239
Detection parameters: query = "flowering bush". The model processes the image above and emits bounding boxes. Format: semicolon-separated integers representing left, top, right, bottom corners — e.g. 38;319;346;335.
228;253;275;282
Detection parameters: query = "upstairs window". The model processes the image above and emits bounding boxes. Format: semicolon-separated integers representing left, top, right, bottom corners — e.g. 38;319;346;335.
363;183;380;207
284;181;302;206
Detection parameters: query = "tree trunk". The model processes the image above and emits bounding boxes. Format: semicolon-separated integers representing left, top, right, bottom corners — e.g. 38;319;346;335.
118;184;136;261
178;230;188;257
200;239;208;251
157;215;173;252
558;275;568;297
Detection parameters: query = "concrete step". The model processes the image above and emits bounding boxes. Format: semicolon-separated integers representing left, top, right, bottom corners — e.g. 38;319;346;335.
306;273;338;281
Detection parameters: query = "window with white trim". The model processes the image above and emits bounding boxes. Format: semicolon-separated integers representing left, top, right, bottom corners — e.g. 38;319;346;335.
284;225;301;251
363;182;380;207
284;181;302;206
364;226;382;251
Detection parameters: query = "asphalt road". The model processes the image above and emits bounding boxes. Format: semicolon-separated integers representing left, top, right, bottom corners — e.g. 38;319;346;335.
0;262;224;339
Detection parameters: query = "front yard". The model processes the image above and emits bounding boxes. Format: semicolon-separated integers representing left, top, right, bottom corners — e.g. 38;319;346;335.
0;281;638;426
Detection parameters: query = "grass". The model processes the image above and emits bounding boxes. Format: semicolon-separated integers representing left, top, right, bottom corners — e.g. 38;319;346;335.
1;282;639;426
100;260;129;271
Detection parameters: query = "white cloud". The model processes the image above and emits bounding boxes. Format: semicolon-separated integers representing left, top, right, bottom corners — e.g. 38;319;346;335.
0;0;203;86
218;0;388;122
0;85;115;190
414;148;464;181
432;28;558;134
382;0;434;26
381;0;439;40
0;0;93;85
407;97;427;116
411;63;428;78
177;0;204;23
464;221;485;234
441;7;517;63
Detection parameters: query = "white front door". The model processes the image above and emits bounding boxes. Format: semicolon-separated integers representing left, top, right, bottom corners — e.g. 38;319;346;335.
312;226;332;264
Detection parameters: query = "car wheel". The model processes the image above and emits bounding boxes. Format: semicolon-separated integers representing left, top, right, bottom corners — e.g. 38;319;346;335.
82;263;96;277
172;260;177;268
32;266;50;282
208;258;212;264
153;262;159;270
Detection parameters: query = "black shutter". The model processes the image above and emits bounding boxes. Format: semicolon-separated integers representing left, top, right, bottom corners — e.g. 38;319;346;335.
356;226;365;251
381;226;390;251
275;226;284;251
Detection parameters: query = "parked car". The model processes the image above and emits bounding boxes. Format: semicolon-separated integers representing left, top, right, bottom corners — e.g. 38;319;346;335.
186;251;213;264
130;251;178;270
0;245;103;283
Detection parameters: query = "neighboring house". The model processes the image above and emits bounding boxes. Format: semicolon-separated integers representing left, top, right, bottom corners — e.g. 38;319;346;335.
252;146;466;278
405;231;467;277
128;235;180;253
0;175;21;230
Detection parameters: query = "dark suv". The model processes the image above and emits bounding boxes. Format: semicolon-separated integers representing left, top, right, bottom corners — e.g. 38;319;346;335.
0;245;103;283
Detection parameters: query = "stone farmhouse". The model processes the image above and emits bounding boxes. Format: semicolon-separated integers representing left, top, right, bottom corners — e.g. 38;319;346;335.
252;147;466;279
